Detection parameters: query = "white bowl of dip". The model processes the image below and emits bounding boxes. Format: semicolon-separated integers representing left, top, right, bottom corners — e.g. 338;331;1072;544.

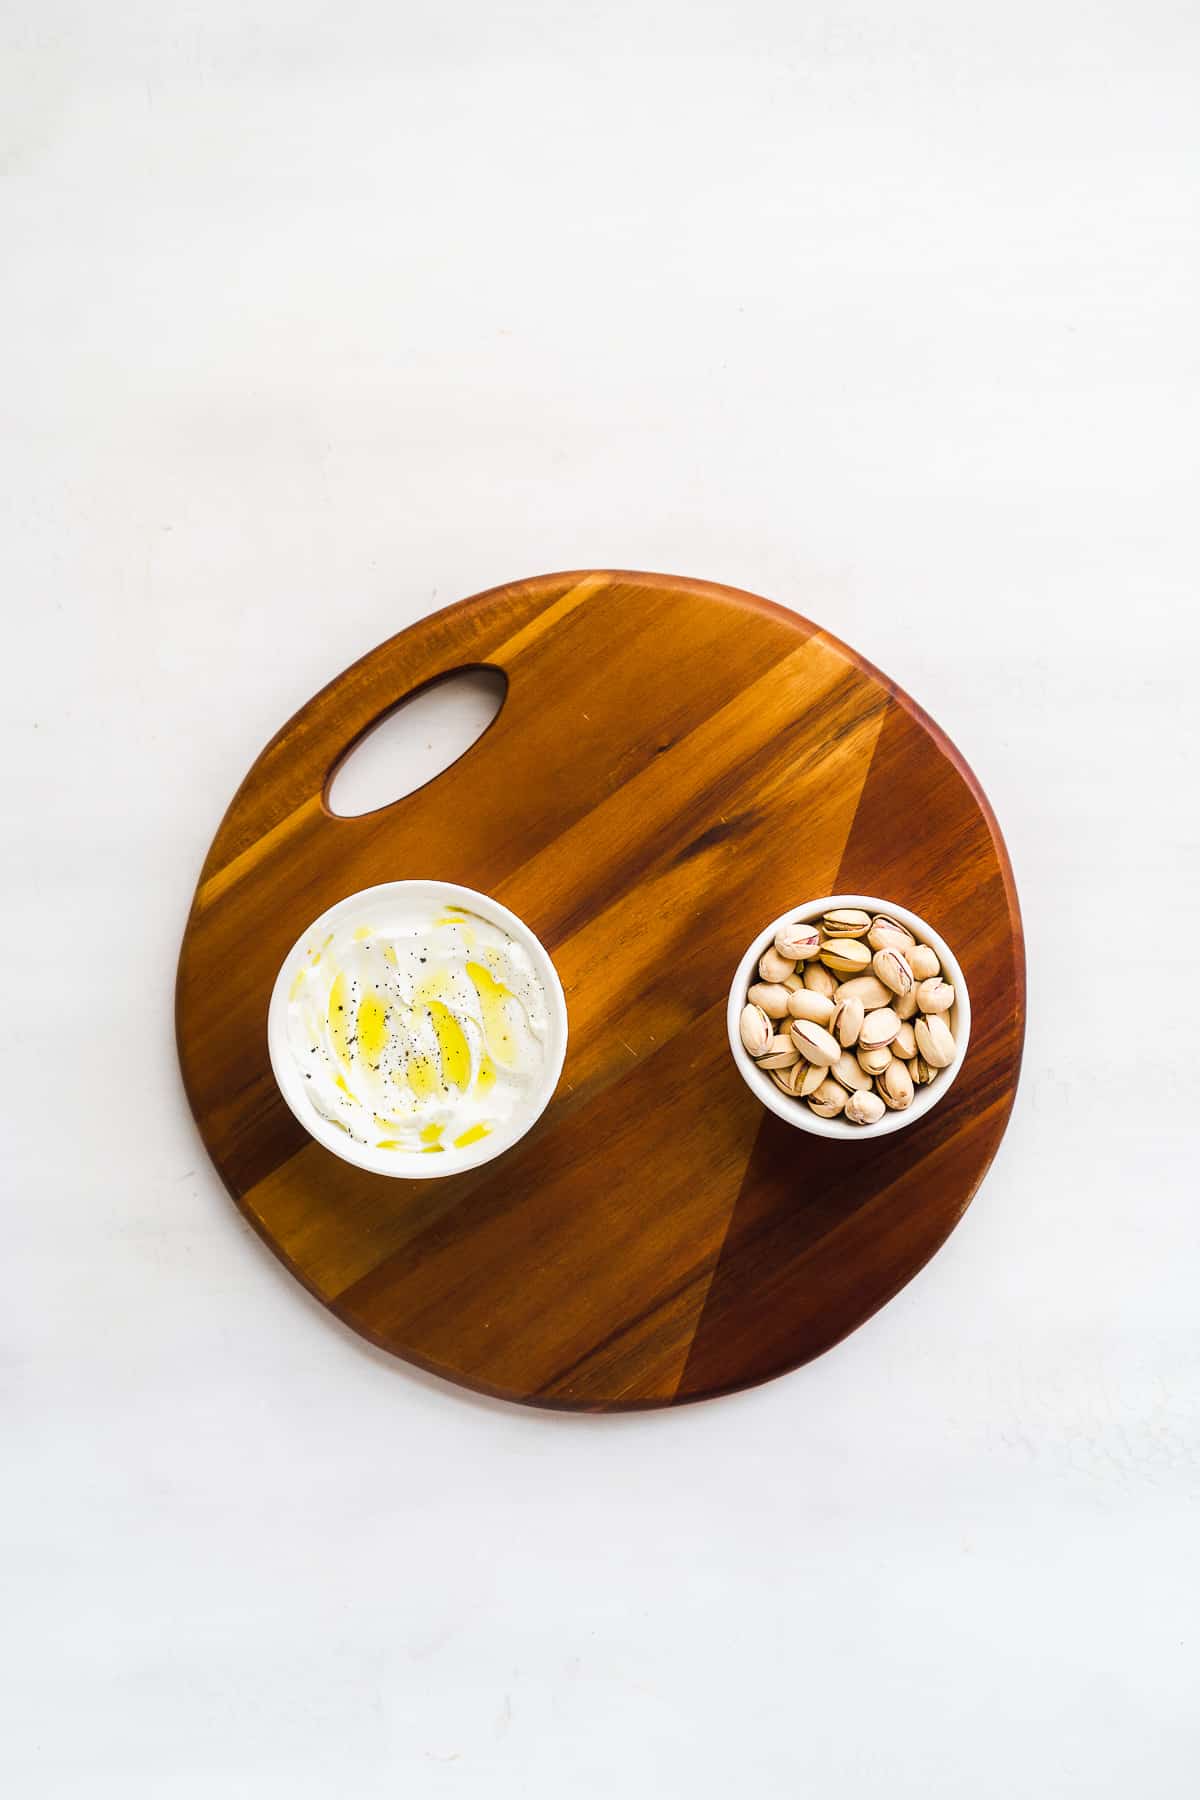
267;880;568;1178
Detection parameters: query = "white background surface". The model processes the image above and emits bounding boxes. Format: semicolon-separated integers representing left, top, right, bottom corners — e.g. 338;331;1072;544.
4;4;1198;1795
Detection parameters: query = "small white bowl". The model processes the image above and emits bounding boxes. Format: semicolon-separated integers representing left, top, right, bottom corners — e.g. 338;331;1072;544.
726;894;970;1140
268;880;568;1178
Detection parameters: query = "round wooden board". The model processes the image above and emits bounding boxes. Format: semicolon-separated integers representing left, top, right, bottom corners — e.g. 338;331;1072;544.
177;571;1025;1409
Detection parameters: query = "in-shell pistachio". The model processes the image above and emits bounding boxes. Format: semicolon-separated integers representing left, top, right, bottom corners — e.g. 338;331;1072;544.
758;946;796;984
844;1089;886;1126
867;915;915;953
775;921;822;961
747;981;791;1019
822;908;871;937
739;1003;772;1056
916;976;954;1015
872;947;914;997
820;938;872;976
787;987;837;1025
789;1020;841;1066
803;962;839;1000
859;1006;901;1050
831;997;865;1047
758;1033;802;1069
878;1060;914;1110
808;1078;847;1118
831;1050;874;1092
798;1058;827;1097
856;1044;893;1076
907;943;940;981
781;1060;818;1096
782;973;806;992
891;1021;917;1060
895;987;919;1021
914;1014;955;1068
911;1055;938;1086
834;973;893;1011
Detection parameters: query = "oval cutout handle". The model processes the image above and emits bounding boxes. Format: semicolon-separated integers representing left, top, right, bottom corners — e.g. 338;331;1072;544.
325;667;506;818
197;577;580;881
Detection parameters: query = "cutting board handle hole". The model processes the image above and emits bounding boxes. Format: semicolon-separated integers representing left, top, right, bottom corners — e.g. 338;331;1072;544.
325;666;507;817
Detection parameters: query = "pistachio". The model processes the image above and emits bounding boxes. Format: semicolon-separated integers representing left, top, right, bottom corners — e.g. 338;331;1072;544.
831;1050;874;1092
789;1020;841;1066
906;942;940;981
758;1033;802;1069
914;1014;955;1068
891;1021;917;1060
822;907;872;938
747;981;792;1020
739;1003;772;1056
895;987;919;1020
758;945;796;984
798;1058;827;1097
844;1089;886;1126
872;947;914;997
773;1060;815;1096
834;973;893;1011
803;962;839;1000
775;921;822;961
782;973;806;992
856;1044;893;1076
878;1059;914;1110
831;996;865;1048
786;987;837;1026
808;1077;847;1118
859;1006;901;1050
867;914;915;953
916;976;955;1015
819;937;872;976
911;1055;938;1086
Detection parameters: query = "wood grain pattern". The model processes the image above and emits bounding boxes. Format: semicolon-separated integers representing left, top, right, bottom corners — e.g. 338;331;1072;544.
176;571;1025;1409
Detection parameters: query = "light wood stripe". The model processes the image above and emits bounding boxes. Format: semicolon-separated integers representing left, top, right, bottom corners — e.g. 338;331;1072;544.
488;573;611;664
196;794;324;912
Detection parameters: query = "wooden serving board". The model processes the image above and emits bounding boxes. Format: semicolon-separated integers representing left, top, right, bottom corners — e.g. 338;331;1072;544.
177;571;1025;1409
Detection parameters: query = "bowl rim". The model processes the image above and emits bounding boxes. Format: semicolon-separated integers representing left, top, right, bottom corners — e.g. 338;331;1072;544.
726;894;970;1140
267;878;569;1179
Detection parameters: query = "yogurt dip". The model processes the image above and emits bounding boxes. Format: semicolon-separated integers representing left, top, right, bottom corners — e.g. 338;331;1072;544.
284;897;552;1159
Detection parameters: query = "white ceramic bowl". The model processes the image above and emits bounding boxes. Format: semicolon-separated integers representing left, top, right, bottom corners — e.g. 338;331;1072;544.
726;894;970;1140
268;880;568;1178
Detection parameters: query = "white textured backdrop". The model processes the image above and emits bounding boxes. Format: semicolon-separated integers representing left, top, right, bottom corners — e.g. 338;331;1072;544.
3;4;1198;1795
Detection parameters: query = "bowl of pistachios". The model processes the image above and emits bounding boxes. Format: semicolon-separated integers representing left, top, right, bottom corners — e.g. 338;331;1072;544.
726;895;970;1138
